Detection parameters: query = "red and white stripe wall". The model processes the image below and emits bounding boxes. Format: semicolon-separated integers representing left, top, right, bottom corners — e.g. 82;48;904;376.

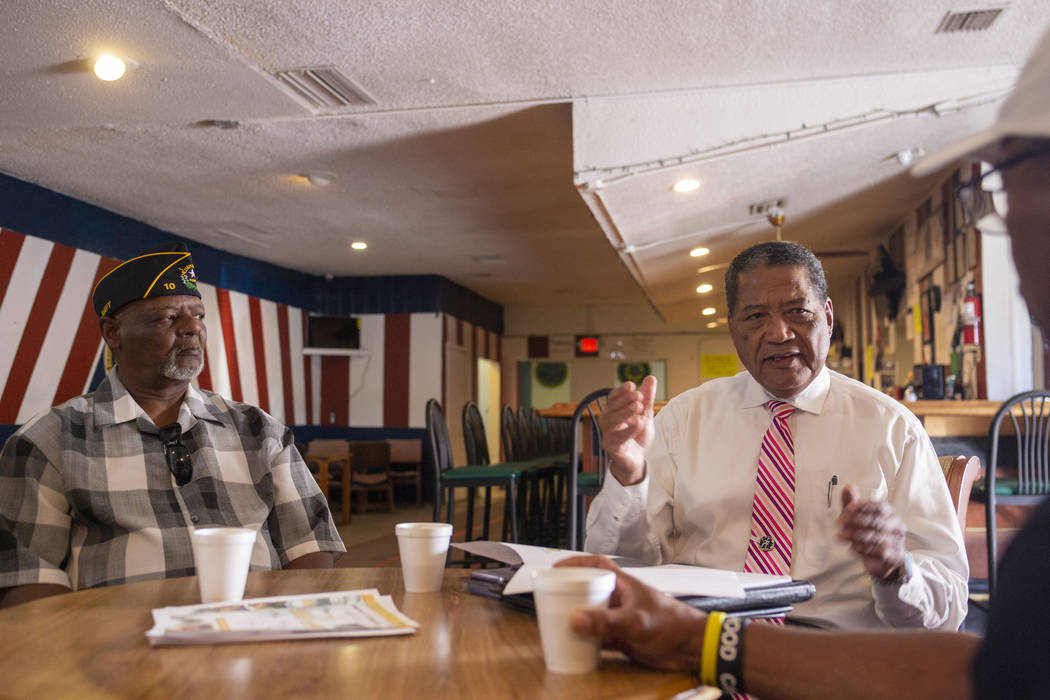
0;227;496;429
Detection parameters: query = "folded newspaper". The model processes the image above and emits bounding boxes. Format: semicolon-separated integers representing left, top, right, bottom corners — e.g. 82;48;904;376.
146;588;419;646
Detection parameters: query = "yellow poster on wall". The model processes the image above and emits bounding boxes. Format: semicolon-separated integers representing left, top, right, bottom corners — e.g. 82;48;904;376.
700;353;738;378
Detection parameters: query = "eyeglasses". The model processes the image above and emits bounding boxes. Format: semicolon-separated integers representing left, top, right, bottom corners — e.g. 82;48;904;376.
159;423;193;486
955;143;1050;229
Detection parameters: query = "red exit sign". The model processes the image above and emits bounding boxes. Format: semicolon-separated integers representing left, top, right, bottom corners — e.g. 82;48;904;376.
575;336;599;357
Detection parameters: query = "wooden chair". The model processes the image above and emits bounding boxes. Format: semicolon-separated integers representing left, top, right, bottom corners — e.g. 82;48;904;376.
937;455;984;534
386;439;423;506
303;438;352;525
349;441;395;514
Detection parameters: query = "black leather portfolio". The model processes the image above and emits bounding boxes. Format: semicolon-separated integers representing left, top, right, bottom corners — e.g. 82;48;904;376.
467;565;815;619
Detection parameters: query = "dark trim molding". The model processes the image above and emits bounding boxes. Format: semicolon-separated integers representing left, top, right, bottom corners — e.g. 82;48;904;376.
0;173;502;333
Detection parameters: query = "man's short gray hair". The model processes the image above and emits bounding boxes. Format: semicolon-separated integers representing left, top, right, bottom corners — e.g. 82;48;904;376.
725;241;828;317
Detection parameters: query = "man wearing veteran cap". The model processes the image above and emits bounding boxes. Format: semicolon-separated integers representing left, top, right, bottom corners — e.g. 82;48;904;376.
0;243;345;608
557;24;1050;700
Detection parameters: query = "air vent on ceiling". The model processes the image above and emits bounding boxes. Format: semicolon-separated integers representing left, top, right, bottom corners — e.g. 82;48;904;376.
748;197;788;217
471;255;506;265
935;8;1005;33
274;66;376;110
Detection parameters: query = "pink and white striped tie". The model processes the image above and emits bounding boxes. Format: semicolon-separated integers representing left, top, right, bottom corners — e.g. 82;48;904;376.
731;405;796;700
743;400;797;577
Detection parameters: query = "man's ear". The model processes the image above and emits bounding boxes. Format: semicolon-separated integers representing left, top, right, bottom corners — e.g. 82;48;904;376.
99;316;120;353
825;298;834;336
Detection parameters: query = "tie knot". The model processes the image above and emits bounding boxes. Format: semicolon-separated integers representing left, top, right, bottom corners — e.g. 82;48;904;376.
766;400;796;420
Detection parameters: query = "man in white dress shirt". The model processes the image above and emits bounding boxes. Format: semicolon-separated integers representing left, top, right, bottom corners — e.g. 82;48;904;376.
585;240;968;630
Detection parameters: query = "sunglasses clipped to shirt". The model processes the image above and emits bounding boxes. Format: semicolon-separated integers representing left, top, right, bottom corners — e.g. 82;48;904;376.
159;423;193;486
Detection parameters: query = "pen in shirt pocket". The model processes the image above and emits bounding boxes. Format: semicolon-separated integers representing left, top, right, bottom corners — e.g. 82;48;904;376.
826;474;838;508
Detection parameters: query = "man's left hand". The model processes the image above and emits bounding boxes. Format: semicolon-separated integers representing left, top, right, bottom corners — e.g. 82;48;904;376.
836;485;907;581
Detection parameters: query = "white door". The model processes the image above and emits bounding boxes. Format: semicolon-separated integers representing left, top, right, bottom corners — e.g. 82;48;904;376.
444;343;470;467
477;358;501;461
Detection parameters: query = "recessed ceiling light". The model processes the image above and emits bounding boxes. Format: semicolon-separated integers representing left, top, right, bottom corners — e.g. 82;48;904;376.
351;241;367;250
94;54;126;81
701;307;717;316
673;178;701;193
706;321;719;329
689;247;710;257
696;283;713;294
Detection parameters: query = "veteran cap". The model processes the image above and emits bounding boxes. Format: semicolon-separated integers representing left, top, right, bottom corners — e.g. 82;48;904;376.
92;242;201;317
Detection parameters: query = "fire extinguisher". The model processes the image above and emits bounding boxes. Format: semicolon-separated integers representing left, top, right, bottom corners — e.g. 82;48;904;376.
961;282;982;345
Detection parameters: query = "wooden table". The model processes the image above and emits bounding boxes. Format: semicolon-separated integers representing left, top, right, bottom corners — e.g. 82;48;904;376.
307;454;352;524
0;568;697;699
540;399;1008;439
901;399;1007;437
537;401;668;419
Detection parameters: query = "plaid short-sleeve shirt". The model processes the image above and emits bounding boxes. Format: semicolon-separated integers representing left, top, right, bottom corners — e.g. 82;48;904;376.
0;369;345;591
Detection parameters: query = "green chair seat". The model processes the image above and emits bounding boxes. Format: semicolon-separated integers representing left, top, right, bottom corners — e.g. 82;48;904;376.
441;463;525;482
972;477;1050;498
578;472;601;489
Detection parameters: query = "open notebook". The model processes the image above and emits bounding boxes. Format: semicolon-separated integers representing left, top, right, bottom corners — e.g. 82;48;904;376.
456;542;815;618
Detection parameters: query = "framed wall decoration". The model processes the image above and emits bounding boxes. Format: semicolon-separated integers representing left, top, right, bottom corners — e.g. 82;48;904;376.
953;230;967;283
940;181;952;249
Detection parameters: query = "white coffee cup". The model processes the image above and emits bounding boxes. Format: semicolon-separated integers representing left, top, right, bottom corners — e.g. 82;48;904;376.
395;522;453;592
191;527;257;604
531;567;616;673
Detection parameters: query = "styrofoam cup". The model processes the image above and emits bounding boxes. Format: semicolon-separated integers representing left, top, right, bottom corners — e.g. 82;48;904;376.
191;527;257;603
395;522;453;592
532;567;616;673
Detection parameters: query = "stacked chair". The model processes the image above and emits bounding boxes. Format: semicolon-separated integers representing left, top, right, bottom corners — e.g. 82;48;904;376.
425;399;525;566
425;394;613;560
461;401;501;542
511;406;570;546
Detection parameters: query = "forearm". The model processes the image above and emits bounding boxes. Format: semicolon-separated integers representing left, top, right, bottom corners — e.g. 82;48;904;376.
0;583;71;608
742;623;980;700
284;551;335;569
872;558;968;629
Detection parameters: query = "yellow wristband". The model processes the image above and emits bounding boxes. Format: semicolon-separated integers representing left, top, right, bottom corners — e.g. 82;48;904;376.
700;611;726;687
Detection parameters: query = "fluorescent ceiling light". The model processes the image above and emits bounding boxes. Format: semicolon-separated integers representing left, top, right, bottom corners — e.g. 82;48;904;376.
701;307;716;316
672;178;701;193
94;55;126;81
690;247;710;257
696;283;713;294
351;241;367;250
706;321;719;329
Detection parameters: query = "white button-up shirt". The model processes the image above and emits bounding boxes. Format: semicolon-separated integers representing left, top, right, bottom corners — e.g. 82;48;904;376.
585;367;968;630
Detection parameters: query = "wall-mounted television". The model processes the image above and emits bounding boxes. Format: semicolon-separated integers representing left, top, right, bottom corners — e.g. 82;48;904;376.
305;315;361;352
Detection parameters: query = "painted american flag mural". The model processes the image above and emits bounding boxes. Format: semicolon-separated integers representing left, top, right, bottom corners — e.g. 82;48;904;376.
0;227;479;430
